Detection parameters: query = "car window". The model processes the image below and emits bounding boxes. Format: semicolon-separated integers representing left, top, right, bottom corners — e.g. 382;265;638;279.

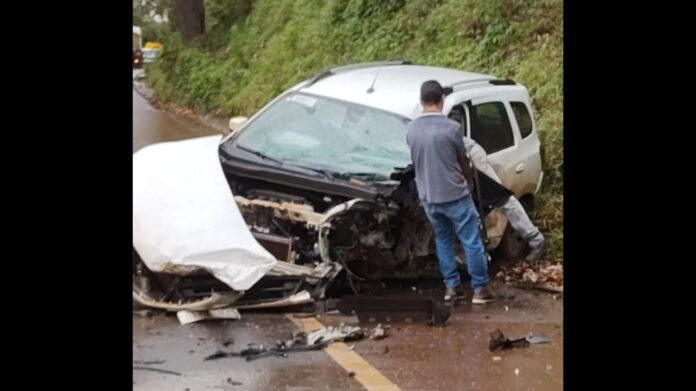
510;102;533;139
447;105;467;134
471;102;514;154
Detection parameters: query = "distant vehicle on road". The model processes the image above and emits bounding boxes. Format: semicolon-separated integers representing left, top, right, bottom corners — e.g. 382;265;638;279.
142;42;162;64
133;26;143;68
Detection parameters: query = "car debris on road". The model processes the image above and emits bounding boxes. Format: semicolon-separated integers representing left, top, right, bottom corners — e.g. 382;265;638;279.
488;328;551;352
370;323;388;340
176;308;242;325
226;378;242;386
132;365;182;376
307;324;365;345
203;323;387;362
338;295;451;326
205;339;334;362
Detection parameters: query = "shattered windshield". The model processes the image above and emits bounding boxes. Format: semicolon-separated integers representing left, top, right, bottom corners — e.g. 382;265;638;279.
232;92;411;180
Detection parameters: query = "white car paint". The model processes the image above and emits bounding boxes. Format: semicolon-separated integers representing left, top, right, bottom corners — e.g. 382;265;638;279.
133;135;277;291
235;64;542;199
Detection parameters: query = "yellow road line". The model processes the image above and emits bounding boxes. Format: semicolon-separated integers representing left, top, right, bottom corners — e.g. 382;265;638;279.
288;315;402;391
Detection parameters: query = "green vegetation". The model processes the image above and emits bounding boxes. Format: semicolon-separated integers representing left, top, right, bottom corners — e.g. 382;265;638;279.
144;0;563;260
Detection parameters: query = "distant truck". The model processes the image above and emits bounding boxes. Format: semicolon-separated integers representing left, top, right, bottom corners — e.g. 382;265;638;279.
133;26;143;68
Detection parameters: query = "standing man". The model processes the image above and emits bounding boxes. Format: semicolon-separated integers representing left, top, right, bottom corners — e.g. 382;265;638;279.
406;80;495;304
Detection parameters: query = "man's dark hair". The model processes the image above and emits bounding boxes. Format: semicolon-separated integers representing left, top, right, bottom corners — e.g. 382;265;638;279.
420;80;444;105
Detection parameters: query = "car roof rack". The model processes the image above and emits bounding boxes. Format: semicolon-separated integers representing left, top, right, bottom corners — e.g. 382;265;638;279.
305;60;412;87
445;77;517;93
489;78;516;85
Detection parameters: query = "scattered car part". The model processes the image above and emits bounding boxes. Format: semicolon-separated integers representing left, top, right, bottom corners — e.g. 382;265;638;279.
133;360;165;365
489;329;529;351
338;295;448;325
176;308;242;325
430;300;452;327
226;378;242;386
526;335;551;344
489;329;551;352
370;324;388;340
306;324;365;345
204;339;333;362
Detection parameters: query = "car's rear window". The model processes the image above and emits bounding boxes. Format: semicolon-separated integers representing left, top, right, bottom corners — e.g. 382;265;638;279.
510;102;533;139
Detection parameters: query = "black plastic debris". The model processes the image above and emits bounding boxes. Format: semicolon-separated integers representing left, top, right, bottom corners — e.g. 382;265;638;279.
133;360;165;365
226;378;242;386
338;295;450;326
429;300;452;327
133;366;182;376
132;360;180;376
489;329;551;352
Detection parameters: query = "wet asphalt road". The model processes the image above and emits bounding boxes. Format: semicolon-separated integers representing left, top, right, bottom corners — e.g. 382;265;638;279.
132;70;563;390
133;70;218;153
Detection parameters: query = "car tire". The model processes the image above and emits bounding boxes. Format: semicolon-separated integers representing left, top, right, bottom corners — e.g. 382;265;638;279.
492;196;534;262
492;223;529;261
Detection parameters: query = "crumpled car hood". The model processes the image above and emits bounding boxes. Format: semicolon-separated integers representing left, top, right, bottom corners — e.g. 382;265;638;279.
133;135;276;291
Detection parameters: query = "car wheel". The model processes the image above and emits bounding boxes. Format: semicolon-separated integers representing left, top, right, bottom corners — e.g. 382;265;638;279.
492;223;529;261
492;196;534;262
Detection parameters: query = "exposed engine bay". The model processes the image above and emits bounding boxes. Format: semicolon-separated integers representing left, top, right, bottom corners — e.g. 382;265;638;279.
228;171;437;285
231;163;512;298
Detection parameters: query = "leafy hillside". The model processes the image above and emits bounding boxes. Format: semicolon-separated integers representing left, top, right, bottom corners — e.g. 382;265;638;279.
145;0;563;259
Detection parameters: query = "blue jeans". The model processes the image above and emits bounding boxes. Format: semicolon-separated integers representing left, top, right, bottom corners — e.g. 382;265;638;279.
423;195;489;290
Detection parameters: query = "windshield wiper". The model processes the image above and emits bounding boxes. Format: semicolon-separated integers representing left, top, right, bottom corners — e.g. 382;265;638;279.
333;172;388;181
236;145;283;165
282;162;335;180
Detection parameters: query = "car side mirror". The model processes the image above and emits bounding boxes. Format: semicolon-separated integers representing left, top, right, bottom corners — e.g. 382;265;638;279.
228;116;248;134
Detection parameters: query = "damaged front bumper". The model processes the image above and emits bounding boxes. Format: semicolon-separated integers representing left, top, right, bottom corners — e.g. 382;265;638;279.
132;136;344;312
132;251;341;312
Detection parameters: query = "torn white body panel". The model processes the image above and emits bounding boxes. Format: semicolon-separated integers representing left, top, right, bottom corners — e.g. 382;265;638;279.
133;135;277;291
177;308;242;325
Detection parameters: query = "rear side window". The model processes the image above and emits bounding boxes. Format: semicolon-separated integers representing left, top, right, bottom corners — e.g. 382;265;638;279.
471;102;514;154
448;105;467;133
510;102;533;139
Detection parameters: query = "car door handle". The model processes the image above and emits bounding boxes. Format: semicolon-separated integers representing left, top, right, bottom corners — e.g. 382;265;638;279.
515;163;525;173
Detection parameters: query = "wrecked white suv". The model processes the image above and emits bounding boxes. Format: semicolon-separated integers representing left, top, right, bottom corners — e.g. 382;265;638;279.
133;62;543;311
